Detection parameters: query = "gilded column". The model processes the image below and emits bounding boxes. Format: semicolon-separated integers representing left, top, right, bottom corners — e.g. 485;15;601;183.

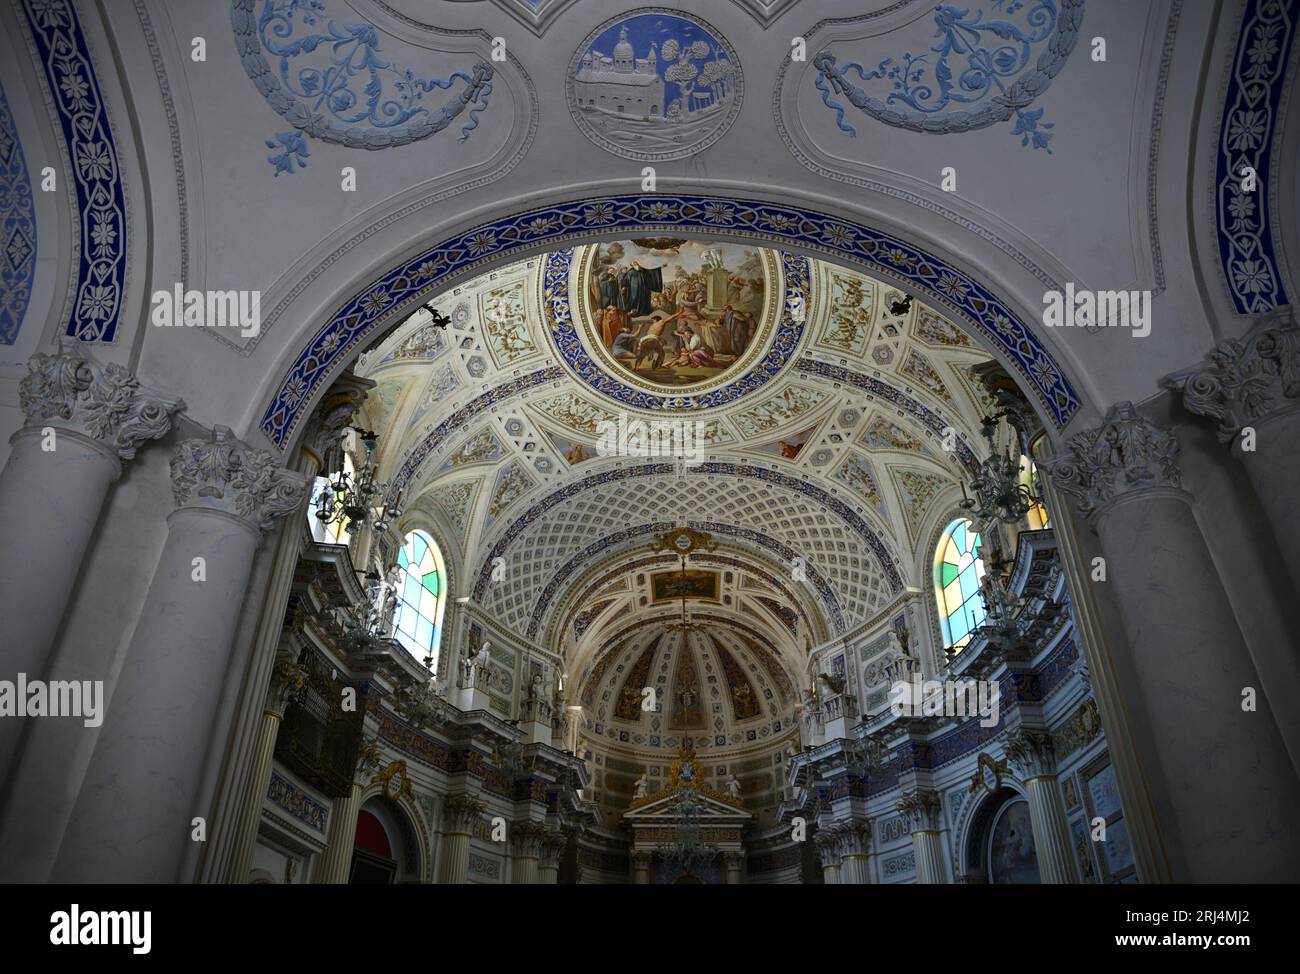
1043;402;1300;881
314;740;382;884
0;341;183;775
1163;307;1300;591
226;651;310;883
509;821;545;884
538;828;566;884
1001;729;1078;884
897;790;947;884
437;795;485;884
51;426;308;883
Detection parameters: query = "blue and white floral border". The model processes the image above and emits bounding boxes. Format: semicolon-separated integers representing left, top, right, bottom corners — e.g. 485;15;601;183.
1215;0;1296;315
21;0;127;343
262;194;1082;448
0;82;37;345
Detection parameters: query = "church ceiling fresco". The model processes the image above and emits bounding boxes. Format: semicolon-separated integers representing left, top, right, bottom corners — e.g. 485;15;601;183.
353;248;995;651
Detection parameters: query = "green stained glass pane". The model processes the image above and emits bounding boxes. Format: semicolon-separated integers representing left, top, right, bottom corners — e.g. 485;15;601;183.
940;562;959;586
422;570;439;595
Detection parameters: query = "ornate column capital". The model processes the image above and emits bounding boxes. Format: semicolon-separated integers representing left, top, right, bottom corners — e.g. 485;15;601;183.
1040;402;1182;520
1162;306;1300;442
813;828;843;863
170;425;310;533
268;650;308;716
18;339;185;461
896;789;942;833
836;819;873;858
443;794;487;833
1001;728;1058;780
538;828;567;870
509;821;547;859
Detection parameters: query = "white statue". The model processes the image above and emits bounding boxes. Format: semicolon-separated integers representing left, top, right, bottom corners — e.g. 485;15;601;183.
633;771;649;799
724;774;742;800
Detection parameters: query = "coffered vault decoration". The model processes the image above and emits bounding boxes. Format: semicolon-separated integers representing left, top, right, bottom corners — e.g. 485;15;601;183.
566;9;743;162
261;194;1081;449
812;0;1086;153
350;251;998;660
230;0;495;176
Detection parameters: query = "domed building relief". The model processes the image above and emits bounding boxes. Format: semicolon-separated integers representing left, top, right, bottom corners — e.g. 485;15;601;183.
567;10;743;161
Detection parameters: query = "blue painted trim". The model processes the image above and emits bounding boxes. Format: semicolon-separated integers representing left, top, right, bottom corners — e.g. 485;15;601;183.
21;0;127;343
0;81;37;345
261;194;1082;447
1216;0;1296;314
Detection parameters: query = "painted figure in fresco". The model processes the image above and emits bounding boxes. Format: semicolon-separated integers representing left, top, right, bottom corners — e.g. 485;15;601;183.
612;323;638;357
599;267;621;310
600;306;629;349
619;260;664;317
670;326;715;369
633;313;675;370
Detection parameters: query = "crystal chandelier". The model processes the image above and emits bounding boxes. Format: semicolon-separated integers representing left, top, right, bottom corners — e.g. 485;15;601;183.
314;427;403;532
659;779;718;874
959;411;1040;525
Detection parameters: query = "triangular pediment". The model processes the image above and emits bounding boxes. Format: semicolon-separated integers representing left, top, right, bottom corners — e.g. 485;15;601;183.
623;790;752;822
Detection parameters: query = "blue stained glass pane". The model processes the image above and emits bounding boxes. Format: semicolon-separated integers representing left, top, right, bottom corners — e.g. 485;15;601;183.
419;586;437;617
953;521;967;552
402;576;421;604
415;615;434;649
959;566;978;600
397;548;409;569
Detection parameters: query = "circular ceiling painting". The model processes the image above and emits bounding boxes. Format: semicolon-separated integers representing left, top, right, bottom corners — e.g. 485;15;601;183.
567;10;744;162
544;241;807;412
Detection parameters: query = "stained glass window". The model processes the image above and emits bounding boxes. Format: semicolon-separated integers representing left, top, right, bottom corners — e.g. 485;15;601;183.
934;517;987;652
393;530;442;663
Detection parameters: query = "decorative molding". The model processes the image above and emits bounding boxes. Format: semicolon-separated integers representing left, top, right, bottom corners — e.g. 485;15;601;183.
230;0;494;174
896;788;942;832
0;80;37;344
811;0;1086;153
267;769;327;831
1001;727;1058;780
19;340;186;460
261;195;1081;449
170;425;310;532
1040;402;1182;520
1214;0;1296;315
1162;305;1299;440
442;793;488;833
21;0;128;342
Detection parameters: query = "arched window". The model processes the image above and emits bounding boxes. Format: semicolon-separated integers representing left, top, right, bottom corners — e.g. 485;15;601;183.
934;517;987;652
307;454;354;546
393;530;443;663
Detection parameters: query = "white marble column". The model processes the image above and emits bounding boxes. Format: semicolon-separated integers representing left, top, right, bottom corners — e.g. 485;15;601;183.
509;821;544;884
50;426;307;883
1002;730;1078;884
225;652;309;883
1044;402;1300;881
897;790;947;884
1164;307;1300;591
437;795;485;884
538;829;565;884
723;852;744;885
0;342;183;776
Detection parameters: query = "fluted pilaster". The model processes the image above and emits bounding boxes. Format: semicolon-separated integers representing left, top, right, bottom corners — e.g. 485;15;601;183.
1002;729;1078;884
438;795;486;884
